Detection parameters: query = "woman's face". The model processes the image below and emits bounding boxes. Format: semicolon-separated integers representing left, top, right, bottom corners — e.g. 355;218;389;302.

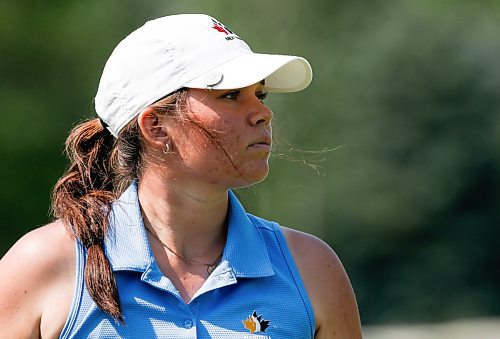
164;82;273;189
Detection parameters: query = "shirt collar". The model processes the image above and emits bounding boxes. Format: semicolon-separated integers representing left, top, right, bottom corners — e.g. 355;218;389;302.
105;181;152;272
105;182;274;279
222;190;274;278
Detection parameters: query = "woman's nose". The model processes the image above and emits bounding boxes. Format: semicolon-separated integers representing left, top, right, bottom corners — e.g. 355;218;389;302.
248;101;273;126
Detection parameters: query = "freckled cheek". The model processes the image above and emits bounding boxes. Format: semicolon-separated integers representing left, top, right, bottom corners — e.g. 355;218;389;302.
172;117;245;166
201;151;241;186
222;134;243;158
176;134;233;170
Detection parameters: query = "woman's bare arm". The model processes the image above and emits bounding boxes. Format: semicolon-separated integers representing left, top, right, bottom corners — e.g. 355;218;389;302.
0;221;75;338
283;227;362;339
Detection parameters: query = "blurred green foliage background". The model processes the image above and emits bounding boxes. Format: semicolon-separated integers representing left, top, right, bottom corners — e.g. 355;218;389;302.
1;0;499;326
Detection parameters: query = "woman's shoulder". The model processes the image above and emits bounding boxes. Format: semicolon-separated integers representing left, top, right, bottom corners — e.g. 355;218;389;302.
280;226;362;339
280;226;342;273
280;227;346;288
0;220;76;338
3;220;75;269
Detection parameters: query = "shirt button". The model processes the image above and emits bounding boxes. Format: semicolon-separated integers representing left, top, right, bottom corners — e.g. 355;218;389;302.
184;319;194;328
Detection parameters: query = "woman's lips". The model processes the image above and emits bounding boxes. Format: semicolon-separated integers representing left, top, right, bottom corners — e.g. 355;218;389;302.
248;139;272;152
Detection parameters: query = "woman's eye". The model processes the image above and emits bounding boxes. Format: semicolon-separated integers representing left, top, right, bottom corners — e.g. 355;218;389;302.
221;90;240;100
256;91;269;102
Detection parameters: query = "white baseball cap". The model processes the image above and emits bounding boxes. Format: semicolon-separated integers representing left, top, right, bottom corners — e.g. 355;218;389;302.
95;14;313;137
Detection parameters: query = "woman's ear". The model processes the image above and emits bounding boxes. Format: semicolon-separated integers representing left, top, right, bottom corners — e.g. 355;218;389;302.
137;107;169;150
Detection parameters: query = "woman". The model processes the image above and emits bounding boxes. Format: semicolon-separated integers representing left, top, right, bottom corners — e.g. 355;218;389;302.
0;14;362;338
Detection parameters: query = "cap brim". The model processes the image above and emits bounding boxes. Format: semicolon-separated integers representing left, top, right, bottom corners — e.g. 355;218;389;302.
183;53;313;93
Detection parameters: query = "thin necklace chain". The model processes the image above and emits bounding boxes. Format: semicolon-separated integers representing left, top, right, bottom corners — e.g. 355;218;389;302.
144;225;223;274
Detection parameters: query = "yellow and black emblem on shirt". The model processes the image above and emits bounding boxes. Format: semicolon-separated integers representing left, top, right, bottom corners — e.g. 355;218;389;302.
242;311;270;334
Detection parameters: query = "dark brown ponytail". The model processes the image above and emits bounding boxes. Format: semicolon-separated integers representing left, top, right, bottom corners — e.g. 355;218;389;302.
50;89;187;322
51;119;123;321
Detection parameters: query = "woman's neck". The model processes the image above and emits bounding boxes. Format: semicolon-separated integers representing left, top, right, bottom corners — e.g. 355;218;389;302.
137;172;229;260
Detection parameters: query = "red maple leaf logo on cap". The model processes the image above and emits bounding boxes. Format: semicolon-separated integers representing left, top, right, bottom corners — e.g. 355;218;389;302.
212;23;230;35
211;19;233;35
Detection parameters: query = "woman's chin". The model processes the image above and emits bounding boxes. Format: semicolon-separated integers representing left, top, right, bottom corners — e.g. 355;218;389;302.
232;165;270;188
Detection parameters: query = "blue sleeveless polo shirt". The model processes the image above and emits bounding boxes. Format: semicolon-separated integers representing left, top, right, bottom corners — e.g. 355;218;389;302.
59;182;315;338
